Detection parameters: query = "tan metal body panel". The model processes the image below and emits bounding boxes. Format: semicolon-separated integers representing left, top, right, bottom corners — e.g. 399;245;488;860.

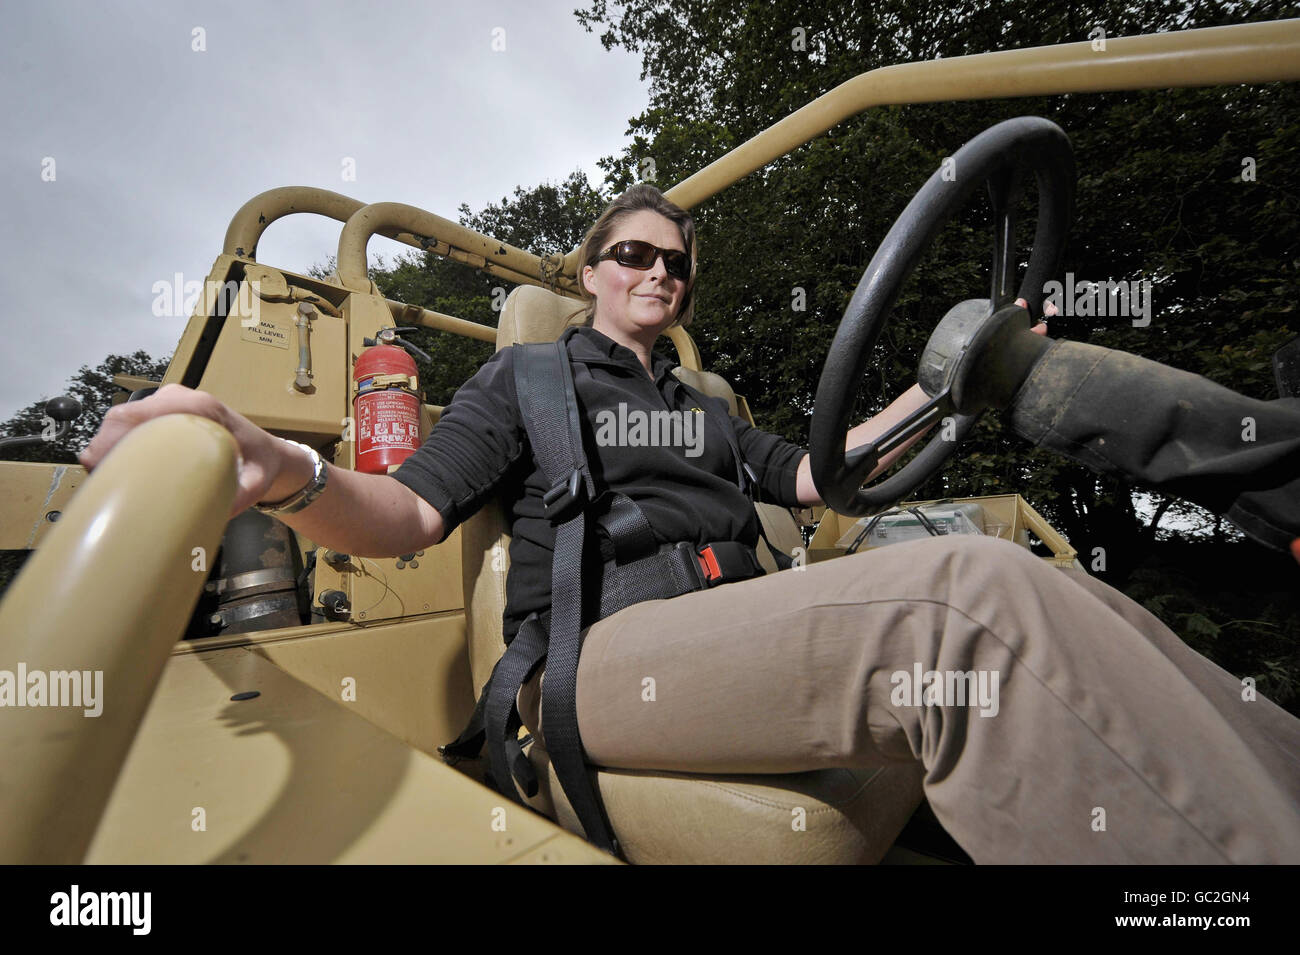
196;302;347;444
312;547;464;624
808;493;1079;567
83;647;613;864
0;461;88;549
161;254;246;388
240;614;476;757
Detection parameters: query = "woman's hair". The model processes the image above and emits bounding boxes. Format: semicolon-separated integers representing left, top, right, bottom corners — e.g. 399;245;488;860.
575;183;697;329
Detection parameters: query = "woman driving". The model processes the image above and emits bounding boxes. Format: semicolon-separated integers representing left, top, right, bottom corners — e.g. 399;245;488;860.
79;184;1300;864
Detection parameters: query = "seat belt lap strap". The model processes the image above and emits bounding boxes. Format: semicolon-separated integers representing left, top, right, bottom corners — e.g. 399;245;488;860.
676;380;795;571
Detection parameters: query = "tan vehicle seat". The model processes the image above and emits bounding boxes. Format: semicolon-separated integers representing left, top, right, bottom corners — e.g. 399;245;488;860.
458;284;924;863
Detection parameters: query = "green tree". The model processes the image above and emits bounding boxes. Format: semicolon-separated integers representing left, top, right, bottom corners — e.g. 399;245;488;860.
575;0;1300;708
0;350;171;465
0;350;171;594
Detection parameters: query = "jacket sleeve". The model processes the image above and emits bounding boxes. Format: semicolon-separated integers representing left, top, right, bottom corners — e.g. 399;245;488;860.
730;414;807;508
390;347;527;538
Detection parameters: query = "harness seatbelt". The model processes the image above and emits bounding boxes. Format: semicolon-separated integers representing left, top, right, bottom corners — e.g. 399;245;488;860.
510;338;620;855
442;335;797;858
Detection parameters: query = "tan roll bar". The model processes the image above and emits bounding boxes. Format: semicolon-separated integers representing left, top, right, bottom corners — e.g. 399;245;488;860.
386;300;499;344
0;414;238;863
223;186;420;261
336;201;576;295
224;188;580;302
562;18;1300;272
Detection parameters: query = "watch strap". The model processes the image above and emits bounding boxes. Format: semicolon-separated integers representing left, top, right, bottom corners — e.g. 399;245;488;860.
254;441;328;516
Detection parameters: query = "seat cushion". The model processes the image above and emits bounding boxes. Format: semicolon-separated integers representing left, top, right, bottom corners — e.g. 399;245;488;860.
523;745;926;865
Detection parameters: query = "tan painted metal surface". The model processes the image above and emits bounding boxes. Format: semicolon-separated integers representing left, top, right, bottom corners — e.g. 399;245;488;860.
84;647;613;864
0;414;238;863
245;614;476;757
192;277;349;444
0;461;88;549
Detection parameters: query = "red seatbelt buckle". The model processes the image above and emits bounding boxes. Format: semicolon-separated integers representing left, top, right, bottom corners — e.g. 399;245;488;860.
697;545;724;583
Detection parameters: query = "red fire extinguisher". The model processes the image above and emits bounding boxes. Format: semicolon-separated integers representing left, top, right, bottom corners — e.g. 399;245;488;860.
353;327;427;475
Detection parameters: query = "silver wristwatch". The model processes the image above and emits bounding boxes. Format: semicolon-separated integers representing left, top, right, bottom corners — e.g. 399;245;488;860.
254;440;328;516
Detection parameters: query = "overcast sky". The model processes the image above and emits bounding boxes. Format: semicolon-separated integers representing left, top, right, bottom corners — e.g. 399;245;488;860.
0;0;649;421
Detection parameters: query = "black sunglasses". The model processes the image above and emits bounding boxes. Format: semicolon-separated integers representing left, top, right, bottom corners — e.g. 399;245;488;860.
596;240;691;281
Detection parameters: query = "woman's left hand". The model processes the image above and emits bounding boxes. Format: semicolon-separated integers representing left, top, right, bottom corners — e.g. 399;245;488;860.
1015;296;1058;336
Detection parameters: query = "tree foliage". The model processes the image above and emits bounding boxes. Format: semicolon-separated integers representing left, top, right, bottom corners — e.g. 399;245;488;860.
575;0;1300;579
0;351;171;464
570;0;1300;706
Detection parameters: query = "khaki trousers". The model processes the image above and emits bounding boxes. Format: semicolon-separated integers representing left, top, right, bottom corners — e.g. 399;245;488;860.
519;535;1300;863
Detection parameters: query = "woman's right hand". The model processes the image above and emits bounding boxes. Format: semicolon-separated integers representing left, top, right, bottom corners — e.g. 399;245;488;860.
78;384;290;519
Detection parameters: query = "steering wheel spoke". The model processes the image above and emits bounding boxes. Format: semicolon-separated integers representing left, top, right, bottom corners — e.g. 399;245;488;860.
988;164;1026;309
844;391;954;482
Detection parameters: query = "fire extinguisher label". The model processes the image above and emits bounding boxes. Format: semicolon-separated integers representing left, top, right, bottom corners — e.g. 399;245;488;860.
357;392;420;459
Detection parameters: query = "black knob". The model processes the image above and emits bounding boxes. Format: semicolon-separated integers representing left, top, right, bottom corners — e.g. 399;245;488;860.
318;590;351;620
45;396;81;423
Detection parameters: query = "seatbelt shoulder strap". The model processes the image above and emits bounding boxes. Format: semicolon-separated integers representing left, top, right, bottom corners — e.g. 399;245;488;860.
504;336;621;856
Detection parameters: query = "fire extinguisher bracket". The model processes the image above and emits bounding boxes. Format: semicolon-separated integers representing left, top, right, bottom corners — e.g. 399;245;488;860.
356;372;419;393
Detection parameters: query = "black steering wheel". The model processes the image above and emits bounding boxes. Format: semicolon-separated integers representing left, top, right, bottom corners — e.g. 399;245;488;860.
809;116;1076;517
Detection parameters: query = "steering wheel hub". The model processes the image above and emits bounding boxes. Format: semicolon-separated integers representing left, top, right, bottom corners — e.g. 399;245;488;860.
918;299;1044;416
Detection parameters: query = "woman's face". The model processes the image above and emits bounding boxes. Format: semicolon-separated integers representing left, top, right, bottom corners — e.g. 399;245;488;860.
582;209;689;340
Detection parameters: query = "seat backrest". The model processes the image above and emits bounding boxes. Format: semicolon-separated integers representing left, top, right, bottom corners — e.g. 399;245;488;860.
460;285;803;692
